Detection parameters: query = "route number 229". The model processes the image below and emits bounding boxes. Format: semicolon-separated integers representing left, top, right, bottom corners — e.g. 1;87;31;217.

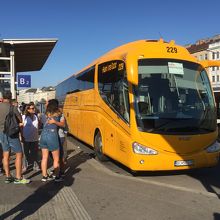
166;47;178;53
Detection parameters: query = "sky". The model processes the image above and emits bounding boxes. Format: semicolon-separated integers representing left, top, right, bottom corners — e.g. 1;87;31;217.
1;0;220;88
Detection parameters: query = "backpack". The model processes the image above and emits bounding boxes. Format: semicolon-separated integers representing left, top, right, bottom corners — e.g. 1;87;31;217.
3;105;20;137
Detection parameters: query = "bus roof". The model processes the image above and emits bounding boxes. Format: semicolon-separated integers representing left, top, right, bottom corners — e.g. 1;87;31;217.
59;39;197;84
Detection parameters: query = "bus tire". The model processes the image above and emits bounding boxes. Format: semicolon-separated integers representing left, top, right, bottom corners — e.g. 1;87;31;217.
94;131;108;162
130;170;138;176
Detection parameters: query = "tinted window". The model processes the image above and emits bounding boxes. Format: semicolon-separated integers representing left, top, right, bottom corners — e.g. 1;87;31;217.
76;66;95;91
134;59;216;134
56;75;77;104
98;60;130;122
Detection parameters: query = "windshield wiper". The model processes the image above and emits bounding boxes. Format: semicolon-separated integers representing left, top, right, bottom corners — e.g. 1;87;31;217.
152;118;192;132
152;119;181;132
198;127;215;132
154;125;214;132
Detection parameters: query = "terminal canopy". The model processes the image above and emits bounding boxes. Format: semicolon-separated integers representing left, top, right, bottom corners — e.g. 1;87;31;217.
1;39;58;72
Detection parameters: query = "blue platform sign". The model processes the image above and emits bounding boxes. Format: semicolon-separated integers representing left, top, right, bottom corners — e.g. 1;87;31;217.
17;75;31;88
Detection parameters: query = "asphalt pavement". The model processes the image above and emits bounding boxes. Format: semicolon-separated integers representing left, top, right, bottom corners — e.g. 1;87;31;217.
0;136;220;220
0;139;92;220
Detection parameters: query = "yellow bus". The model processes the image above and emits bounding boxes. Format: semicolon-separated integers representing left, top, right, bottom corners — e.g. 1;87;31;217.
56;39;220;171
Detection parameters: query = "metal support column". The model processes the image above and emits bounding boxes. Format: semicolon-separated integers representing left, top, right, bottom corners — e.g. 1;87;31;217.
0;56;11;94
0;48;16;99
10;49;16;99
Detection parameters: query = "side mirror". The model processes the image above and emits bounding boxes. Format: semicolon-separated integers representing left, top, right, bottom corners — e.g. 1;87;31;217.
200;60;220;68
126;53;138;85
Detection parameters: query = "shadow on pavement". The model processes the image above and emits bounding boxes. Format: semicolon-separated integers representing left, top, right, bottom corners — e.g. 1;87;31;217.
0;151;92;220
100;149;220;199
133;161;220;198
188;162;220;198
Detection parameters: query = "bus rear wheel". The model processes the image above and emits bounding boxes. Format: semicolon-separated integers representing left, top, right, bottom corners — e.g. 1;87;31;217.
94;132;108;162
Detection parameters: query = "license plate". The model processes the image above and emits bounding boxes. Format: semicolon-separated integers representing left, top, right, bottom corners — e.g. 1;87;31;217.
174;160;194;166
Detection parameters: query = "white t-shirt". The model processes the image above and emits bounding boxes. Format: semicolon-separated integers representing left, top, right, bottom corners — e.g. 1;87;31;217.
58;114;66;138
22;114;39;142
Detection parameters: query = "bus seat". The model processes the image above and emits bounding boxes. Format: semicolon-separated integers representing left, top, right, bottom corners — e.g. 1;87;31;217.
138;102;149;114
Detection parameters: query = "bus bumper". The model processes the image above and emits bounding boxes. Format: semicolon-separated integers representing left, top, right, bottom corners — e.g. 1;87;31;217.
129;151;220;171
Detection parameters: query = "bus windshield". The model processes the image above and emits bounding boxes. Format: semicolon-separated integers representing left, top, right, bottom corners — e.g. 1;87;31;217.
134;59;216;134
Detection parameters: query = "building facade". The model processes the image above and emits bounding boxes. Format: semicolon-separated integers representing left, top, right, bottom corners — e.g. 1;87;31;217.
186;34;220;116
17;88;37;104
17;86;55;113
186;34;220;87
208;41;220;91
33;87;56;103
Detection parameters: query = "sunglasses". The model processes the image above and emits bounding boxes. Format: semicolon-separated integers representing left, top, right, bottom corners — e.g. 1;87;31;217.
29;107;35;110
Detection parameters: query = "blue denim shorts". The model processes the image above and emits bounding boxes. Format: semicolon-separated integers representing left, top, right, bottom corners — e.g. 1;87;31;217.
0;132;22;153
39;128;60;152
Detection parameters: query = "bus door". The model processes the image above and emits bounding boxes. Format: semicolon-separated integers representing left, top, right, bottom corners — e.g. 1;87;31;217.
111;78;131;162
98;60;130;161
98;82;116;157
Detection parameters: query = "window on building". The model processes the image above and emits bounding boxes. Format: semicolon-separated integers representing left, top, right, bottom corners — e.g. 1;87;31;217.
212;52;215;60
212;75;215;82
205;54;208;60
217;75;219;82
212;67;215;71
217;51;220;59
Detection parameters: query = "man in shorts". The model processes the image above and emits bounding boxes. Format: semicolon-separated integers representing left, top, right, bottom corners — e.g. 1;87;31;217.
0;136;3;176
0;91;30;184
0;92;3;176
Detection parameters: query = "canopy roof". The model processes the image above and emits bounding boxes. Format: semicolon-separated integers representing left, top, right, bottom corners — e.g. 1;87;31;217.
2;39;58;72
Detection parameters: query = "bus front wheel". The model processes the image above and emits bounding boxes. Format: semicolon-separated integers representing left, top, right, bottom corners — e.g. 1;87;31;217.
94;132;108;162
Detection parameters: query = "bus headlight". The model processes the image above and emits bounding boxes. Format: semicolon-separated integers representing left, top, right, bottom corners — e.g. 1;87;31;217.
132;142;158;155
206;141;220;153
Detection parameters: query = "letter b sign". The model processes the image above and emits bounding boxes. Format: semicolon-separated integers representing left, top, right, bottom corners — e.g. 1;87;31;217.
17;75;31;88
